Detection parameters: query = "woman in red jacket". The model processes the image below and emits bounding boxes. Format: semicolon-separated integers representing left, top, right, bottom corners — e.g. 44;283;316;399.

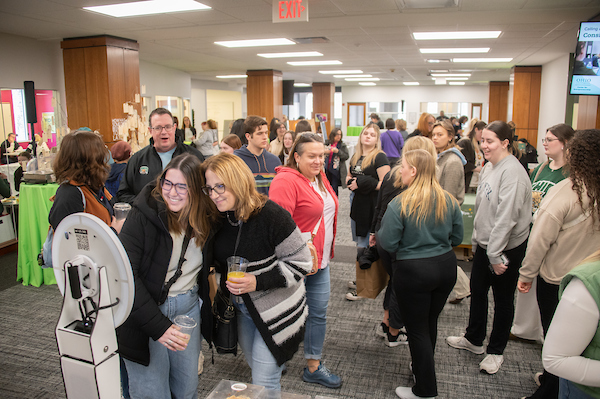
270;133;341;389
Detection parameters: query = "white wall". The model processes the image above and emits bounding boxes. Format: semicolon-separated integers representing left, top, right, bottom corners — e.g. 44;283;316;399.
341;85;490;140
537;55;570;162
140;60;192;102
190;79;245;126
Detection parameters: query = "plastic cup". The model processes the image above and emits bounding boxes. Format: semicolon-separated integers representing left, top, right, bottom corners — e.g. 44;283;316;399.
113;202;131;221
227;256;248;282
173;315;196;349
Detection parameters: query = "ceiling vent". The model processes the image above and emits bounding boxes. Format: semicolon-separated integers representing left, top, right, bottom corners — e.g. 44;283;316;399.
292;37;330;44
397;0;459;9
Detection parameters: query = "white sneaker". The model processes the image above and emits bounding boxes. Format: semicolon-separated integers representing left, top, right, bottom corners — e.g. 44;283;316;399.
198;351;204;375
347;280;357;290
479;354;503;374
345;290;363;301
446;335;485;355
534;371;543;386
395;386;435;399
387;332;409;347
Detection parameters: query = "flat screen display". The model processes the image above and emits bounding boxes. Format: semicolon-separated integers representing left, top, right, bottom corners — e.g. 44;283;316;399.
570;22;600;95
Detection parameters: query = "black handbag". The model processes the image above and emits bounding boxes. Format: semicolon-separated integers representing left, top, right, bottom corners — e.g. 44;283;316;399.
212;288;238;355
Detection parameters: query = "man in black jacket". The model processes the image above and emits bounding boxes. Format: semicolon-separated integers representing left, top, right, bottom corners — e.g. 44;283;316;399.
116;108;204;204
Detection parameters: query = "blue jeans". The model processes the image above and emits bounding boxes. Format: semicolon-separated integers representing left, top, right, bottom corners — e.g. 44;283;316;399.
304;266;330;360
236;301;284;390
559;379;596;399
124;286;202;399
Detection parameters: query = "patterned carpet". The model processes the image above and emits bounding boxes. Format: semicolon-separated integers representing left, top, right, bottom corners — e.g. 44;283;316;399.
0;189;545;398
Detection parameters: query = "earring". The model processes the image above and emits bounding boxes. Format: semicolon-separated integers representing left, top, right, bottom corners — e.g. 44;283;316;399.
561;147;564;150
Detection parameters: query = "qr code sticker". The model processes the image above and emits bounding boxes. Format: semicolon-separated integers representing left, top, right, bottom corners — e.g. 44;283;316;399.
74;228;89;251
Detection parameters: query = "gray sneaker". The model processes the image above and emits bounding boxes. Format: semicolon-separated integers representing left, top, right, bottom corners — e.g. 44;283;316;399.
446;335;484;355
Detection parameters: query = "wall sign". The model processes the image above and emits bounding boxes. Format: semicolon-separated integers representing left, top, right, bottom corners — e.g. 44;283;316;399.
273;0;308;23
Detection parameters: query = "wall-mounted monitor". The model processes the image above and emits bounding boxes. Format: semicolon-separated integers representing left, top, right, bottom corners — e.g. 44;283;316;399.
570;21;600;95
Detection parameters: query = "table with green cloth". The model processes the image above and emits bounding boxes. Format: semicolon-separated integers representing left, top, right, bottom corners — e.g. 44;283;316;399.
346;126;363;137
460;193;476;247
17;183;58;286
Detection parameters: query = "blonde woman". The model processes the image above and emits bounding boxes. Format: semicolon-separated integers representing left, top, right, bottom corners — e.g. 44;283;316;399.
345;123;390;300
379;148;463;399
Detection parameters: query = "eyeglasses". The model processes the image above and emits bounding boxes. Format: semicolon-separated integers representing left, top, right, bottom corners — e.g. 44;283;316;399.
202;184;226;196
542;137;558;144
161;178;188;195
151;124;174;133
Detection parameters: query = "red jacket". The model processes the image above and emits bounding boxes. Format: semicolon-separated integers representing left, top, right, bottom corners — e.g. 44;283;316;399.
270;166;338;268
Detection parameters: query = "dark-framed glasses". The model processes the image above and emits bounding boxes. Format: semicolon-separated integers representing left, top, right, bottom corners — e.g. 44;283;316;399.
542;137;558;144
161;178;188;195
151;124;174;133
202;184;226;196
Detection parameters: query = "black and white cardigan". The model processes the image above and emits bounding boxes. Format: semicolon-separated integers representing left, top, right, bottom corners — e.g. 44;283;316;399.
214;200;312;366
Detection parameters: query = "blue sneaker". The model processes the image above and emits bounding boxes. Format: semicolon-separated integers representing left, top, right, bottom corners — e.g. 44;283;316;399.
303;364;342;388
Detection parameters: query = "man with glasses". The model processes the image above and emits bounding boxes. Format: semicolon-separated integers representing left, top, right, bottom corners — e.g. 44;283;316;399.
117;107;204;204
234;115;281;195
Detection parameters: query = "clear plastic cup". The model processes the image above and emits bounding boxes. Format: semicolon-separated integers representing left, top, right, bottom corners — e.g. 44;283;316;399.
113;202;131;221
173;315;196;349
227;256;248;303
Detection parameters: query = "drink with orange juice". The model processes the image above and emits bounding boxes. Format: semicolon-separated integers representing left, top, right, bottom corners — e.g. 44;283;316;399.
227;271;245;281
227;256;249;303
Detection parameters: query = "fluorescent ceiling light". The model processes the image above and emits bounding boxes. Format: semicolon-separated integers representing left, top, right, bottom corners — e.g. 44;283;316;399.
215;38;295;48
403;82;420;86
359;82;377;86
294;83;311;87
84;0;210;17
430;69;449;73
435;78;446;85
413;31;501;40
288;60;342;66
453;58;512;63
257;51;322;58
345;78;380;82
216;74;247;79
431;73;471;77
319;70;363;74
420;48;490;54
449;82;465;85
431;77;468;80
427;59;451;63
333;74;372;78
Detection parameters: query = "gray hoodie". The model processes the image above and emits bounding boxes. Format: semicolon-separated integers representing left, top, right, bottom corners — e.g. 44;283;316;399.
437;147;466;205
472;154;532;264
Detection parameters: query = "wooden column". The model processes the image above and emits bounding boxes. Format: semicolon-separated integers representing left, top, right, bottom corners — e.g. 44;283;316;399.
61;35;141;144
577;96;600;129
312;82;335;135
488;81;509;122
246;70;283;123
510;66;541;144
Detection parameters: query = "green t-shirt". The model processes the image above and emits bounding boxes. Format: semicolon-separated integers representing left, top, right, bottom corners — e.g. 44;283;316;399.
530;162;569;214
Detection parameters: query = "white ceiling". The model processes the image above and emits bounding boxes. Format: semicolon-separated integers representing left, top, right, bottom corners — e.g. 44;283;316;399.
1;0;600;87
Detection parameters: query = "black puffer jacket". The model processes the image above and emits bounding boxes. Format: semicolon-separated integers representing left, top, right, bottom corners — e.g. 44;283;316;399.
116;182;214;366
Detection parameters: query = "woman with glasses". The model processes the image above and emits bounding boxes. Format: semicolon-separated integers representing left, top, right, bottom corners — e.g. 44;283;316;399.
201;153;312;391
117;153;216;399
270;133;342;389
517;129;600;399
407;113;435;140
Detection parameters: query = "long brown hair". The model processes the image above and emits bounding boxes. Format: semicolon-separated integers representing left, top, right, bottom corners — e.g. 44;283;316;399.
153;154;215;247
53;130;109;191
567;129;600;224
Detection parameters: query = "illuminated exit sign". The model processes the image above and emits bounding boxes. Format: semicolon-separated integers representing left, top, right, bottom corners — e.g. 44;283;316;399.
273;0;309;23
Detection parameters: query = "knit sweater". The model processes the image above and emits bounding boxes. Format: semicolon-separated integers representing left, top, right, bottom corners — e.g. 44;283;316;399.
213;200;312;366
519;178;600;285
437;147;466;205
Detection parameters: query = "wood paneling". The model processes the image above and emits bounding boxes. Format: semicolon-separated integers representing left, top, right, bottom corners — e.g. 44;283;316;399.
577;96;599;130
312;82;335;134
61;35;140;144
510;66;542;144
489;81;509;122
246;70;283;123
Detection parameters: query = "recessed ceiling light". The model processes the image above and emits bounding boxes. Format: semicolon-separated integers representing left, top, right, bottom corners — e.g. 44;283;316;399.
216;74;247;79
215;38;295;48
403;82;420;86
431;77;468;80
453;58;512;63
294;83;311;87
420;48;490;54
431;73;471;77
427;59;451;63
319;70;363;74
413;31;501;40
435;78;446;85
430;69;449;73
333;74;372;78
449;82;465;85
84;0;210;17
345;78;380;82
257;51;322;58
359;82;377;86
288;60;342;66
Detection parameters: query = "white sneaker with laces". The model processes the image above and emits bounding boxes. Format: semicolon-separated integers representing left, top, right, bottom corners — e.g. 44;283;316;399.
446;335;485;355
395;386;435;399
345;290;363;301
347;280;357;290
479;354;504;374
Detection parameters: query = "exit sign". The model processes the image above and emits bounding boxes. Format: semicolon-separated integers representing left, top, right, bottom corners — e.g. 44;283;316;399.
273;0;309;23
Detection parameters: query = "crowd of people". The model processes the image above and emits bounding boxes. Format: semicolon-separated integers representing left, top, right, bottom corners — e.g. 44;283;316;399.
44;108;600;399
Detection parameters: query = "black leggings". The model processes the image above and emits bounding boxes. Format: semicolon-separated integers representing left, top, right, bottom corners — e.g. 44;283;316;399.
394;250;457;398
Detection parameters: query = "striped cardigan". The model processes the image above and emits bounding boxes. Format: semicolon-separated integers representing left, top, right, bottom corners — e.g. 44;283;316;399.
214;200;313;365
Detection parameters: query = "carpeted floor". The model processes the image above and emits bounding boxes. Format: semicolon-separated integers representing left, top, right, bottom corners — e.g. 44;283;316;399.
0;189;545;398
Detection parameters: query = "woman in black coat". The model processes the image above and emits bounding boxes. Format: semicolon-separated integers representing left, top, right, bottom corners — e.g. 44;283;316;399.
117;153;216;399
